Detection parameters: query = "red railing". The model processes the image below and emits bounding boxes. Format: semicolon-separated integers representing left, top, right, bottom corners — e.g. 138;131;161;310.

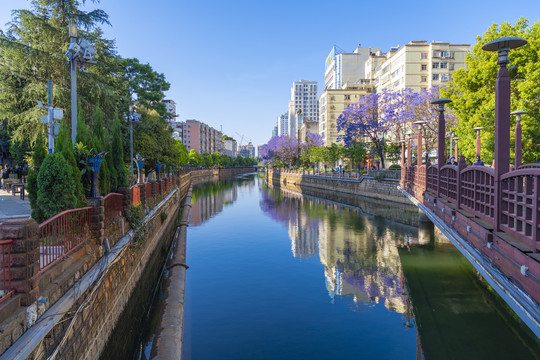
460;166;495;222
39;207;93;272
104;193;124;227
0;239;14;303
131;185;141;206
500;169;540;251
439;165;458;204
426;165;438;194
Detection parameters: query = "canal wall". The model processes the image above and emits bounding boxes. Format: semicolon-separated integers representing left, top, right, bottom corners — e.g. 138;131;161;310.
0;167;254;360
266;169;419;226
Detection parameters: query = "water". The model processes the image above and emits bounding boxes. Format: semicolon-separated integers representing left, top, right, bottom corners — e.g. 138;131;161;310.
182;174;539;360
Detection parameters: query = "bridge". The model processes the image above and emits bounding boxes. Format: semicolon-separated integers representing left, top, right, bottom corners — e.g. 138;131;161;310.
399;37;540;337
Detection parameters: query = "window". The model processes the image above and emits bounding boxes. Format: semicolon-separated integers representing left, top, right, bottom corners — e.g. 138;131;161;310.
441;74;450;82
421;64;427;71
432;62;440;69
440;62;448;69
344;95;351;100
449;63;455;71
433;50;442;58
432;74;439;81
421;52;428;59
421;76;427;82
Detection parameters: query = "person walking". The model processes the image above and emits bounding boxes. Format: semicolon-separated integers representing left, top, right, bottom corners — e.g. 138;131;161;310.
1;164;11;190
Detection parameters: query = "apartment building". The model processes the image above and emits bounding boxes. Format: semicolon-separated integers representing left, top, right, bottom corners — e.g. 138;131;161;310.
299;119;319;143
224;138;237;158
180;119;224;154
325;45;381;90
371;40;469;92
288;80;318;137
161;99;176;119
319;84;372;146
276;112;289;136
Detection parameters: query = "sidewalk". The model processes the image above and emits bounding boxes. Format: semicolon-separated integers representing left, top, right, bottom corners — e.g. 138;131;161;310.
0;188;31;220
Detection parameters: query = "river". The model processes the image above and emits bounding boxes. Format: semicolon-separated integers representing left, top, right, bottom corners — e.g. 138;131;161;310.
142;173;540;359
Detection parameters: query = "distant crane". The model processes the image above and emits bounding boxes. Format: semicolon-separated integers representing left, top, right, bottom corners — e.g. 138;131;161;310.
235;132;252;147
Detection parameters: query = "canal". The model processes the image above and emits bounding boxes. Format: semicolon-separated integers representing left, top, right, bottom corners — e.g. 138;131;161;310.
144;173;540;359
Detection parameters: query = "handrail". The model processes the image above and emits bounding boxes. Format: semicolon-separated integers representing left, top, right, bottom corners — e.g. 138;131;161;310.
0;239;14;303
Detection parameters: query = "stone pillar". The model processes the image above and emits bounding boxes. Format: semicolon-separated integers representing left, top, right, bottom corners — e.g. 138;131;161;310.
0;219;40;306
87;197;104;245
117;187;132;212
139;182;146;207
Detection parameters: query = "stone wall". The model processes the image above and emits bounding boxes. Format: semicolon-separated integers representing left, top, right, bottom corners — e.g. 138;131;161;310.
268;170;409;205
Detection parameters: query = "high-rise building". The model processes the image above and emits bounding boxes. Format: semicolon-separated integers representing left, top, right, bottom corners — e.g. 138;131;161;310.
369;40;469;92
319;84;372;146
224;138;237;158
272;124;278;138
288;80;318;137
161;99;176;119
324;45;381;90
180;119;224;154
276;112;289;136
238;142;255;157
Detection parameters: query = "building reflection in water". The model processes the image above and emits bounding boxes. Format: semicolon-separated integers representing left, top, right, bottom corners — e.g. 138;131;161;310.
259;187;422;317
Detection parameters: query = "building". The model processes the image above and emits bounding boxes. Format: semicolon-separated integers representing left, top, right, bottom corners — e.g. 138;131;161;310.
161;99;176;119
179;119;224;154
276;112;289;136
288;80;318;137
370;40;469;92
319;84;372;146
238;142;255;158
224;138;237;158
325;45;381;90
272;124;278;138
168;121;183;141
299;119;319;143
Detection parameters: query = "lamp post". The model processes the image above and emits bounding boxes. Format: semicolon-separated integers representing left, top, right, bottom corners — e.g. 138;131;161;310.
404;129;413;167
511;110;527;167
129;108;142;185
134;153;145;184
452;136;460;160
473;127;484;160
413;120;427;164
156;160;162;181
88;152;108;198
65;17;96;143
431;98;452;169
482;36;527;231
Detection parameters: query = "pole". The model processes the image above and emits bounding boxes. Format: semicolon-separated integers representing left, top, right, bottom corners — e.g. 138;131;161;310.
437;105;445;169
48;108;54;154
69;19;78;144
130;113;134;186
515;115;522;167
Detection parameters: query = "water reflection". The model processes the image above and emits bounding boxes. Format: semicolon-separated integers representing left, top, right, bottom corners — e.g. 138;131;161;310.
259;184;540;359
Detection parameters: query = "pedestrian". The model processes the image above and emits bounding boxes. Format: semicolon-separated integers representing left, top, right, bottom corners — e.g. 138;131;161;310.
1;164;11;190
473;155;484;166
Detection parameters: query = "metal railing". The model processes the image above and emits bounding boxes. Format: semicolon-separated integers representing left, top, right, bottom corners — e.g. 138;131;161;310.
0;239;14;303
39;207;93;272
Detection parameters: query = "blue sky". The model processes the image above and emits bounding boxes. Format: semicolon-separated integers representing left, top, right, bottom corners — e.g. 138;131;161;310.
1;0;539;147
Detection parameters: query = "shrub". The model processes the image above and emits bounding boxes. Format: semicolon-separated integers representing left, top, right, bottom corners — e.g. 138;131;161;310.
389;164;401;169
36;153;77;222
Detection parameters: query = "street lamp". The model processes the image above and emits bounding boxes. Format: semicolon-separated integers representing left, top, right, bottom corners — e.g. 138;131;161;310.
473;126;484;160
413;120;426;164
511;110;527;167
404;129;413;167
431;98;452;169
129;107;142;185
66;17;96;143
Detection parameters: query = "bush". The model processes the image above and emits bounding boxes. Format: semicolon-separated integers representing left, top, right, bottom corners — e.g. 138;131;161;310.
36;153;77;222
389;164;401;169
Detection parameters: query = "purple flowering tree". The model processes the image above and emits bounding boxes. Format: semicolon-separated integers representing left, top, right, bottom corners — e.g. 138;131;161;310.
300;132;324;167
337;92;390;168
260;135;300;167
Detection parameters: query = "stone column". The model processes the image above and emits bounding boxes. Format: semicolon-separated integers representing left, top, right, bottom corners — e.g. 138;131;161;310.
117;187;132;212
87;197;104;245
139;182;146;207
0;219;40;306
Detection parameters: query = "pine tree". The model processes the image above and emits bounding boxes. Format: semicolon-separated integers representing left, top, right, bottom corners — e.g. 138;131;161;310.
28;129;48;221
111;109;127;188
55;122;85;205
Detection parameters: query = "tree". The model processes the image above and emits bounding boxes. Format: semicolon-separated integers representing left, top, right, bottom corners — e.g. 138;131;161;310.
36;152;77;222
55;122;85;205
442;18;540;164
188;149;202;166
324;143;344;169
27;129;48;220
175;140;189;165
111;109;127;189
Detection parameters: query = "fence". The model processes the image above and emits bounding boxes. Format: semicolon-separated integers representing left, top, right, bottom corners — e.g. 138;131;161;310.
39;207;93;272
0;239;14;304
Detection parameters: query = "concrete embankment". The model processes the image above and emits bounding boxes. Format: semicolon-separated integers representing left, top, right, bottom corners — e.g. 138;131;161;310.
151;187;193;360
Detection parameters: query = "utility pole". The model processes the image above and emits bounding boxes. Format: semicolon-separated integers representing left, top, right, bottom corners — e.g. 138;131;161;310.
69;18;78;144
38;82;63;153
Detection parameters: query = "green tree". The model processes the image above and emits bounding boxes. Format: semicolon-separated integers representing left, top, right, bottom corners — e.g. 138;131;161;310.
111;109;127;188
188;149;202;166
55;122;85;205
36;152;77;222
343;142;367;169
324;144;343;168
27;129;48;220
442;18;540;164
176;140;189;165
202;153;213;167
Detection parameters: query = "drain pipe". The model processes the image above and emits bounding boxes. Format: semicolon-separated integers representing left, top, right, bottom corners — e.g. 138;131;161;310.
151;186;192;360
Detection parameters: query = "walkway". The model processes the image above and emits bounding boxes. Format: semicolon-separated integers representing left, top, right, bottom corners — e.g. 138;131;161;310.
0;188;31;220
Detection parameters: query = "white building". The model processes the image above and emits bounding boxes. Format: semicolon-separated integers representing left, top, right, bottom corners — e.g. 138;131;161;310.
272;124;278;138
276;112;289;136
288;80;318;137
324;45;381;90
224;138;237;158
161;99;176;119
